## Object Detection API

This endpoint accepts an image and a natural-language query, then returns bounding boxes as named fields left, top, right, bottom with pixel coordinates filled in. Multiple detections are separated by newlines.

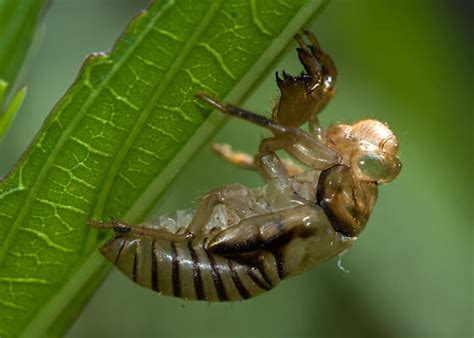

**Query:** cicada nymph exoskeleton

left=89, top=31, right=401, bottom=302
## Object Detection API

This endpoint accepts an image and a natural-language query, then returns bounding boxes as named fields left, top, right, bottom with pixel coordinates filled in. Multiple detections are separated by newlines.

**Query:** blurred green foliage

left=0, top=0, right=471, bottom=337
left=0, top=81, right=26, bottom=143
left=0, top=0, right=49, bottom=86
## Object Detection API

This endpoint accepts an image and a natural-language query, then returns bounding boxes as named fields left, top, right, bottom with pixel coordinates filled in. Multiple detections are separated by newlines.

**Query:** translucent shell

left=326, top=119, right=401, bottom=183
left=90, top=31, right=401, bottom=302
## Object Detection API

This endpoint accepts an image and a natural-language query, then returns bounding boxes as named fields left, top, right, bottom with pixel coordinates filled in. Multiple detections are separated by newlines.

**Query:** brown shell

left=317, top=165, right=378, bottom=237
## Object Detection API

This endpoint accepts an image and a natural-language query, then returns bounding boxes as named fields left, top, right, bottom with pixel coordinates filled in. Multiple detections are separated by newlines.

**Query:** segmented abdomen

left=100, top=235, right=277, bottom=301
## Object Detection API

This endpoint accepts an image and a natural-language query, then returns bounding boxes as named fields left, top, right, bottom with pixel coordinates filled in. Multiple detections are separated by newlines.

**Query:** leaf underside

left=0, top=0, right=326, bottom=337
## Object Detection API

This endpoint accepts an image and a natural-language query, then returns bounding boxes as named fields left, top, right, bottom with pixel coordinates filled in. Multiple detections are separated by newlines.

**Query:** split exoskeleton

left=89, top=31, right=401, bottom=301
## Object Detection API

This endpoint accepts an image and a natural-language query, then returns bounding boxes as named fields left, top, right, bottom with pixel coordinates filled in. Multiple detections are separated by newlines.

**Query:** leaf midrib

left=0, top=1, right=174, bottom=266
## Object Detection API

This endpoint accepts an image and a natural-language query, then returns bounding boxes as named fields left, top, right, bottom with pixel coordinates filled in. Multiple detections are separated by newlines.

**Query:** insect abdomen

left=100, top=236, right=275, bottom=301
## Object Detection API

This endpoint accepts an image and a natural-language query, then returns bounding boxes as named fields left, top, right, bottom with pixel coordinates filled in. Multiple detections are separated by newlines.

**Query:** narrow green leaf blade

left=0, top=0, right=49, bottom=85
left=0, top=79, right=6, bottom=105
left=0, top=0, right=326, bottom=337
left=0, top=84, right=27, bottom=141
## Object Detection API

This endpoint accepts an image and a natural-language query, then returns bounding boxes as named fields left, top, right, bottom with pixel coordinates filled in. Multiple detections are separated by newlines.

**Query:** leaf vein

left=198, top=42, right=236, bottom=80
left=90, top=1, right=224, bottom=229
left=250, top=0, right=273, bottom=36
left=69, top=136, right=112, bottom=158
left=36, top=197, right=88, bottom=217
left=0, top=277, right=50, bottom=285
left=21, top=228, right=74, bottom=253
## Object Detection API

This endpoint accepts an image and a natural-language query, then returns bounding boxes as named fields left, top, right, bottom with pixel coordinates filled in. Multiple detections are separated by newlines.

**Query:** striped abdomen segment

left=100, top=236, right=278, bottom=301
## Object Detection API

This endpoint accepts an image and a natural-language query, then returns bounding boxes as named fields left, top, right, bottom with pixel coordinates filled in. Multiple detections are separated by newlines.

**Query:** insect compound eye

left=357, top=153, right=385, bottom=181
left=352, top=151, right=401, bottom=184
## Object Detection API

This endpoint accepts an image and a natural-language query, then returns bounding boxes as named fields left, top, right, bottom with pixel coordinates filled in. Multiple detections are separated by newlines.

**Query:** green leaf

left=0, top=81, right=27, bottom=142
left=0, top=0, right=327, bottom=337
left=0, top=0, right=49, bottom=86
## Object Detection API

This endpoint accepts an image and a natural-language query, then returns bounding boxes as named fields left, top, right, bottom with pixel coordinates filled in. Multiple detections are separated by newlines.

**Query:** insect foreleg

left=308, top=115, right=324, bottom=138
left=294, top=34, right=323, bottom=91
left=258, top=134, right=294, bottom=154
left=302, top=30, right=337, bottom=87
left=207, top=205, right=321, bottom=255
left=258, top=132, right=339, bottom=172
left=256, top=133, right=307, bottom=181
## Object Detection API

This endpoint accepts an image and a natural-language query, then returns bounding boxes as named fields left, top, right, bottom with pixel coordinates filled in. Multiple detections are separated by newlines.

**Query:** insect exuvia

left=89, top=31, right=401, bottom=301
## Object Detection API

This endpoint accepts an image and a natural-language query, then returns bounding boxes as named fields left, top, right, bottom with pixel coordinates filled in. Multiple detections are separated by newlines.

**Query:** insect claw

left=293, top=33, right=306, bottom=49
left=296, top=48, right=324, bottom=92
left=275, top=72, right=283, bottom=85
left=282, top=71, right=292, bottom=81
left=303, top=30, right=321, bottom=50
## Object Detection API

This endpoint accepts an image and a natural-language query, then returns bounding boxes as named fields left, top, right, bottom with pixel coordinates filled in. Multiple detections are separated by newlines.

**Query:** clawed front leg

left=256, top=134, right=296, bottom=181
left=295, top=31, right=337, bottom=92
left=294, top=33, right=323, bottom=91
left=258, top=132, right=338, bottom=172
left=302, top=30, right=337, bottom=88
left=196, top=93, right=297, bottom=182
left=197, top=93, right=339, bottom=173
left=273, top=32, right=338, bottom=129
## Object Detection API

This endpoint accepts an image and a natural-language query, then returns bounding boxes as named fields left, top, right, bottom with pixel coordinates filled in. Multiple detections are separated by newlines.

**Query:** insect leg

left=212, top=143, right=255, bottom=170
left=303, top=30, right=337, bottom=85
left=255, top=133, right=300, bottom=181
left=308, top=115, right=324, bottom=139
left=196, top=94, right=336, bottom=173
left=197, top=93, right=305, bottom=180
left=256, top=126, right=339, bottom=171
left=294, top=34, right=323, bottom=91
left=259, top=133, right=295, bottom=154
left=207, top=205, right=323, bottom=255
left=212, top=143, right=304, bottom=176
left=302, top=30, right=321, bottom=49
left=198, top=93, right=338, bottom=171
left=186, top=184, right=255, bottom=236
left=88, top=219, right=192, bottom=242
left=196, top=94, right=290, bottom=134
